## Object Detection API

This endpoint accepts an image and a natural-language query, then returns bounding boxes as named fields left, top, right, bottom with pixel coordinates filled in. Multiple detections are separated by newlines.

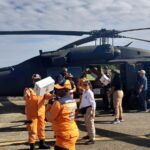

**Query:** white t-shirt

left=79, top=89, right=96, bottom=110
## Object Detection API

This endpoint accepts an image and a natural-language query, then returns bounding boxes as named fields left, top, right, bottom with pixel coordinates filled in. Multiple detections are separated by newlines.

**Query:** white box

left=34, top=76, right=55, bottom=96
left=100, top=74, right=111, bottom=86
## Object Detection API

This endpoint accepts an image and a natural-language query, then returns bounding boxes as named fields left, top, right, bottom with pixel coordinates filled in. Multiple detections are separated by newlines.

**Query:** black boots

left=54, top=145, right=69, bottom=150
left=39, top=140, right=50, bottom=149
left=30, top=143, right=35, bottom=150
left=29, top=140, right=50, bottom=150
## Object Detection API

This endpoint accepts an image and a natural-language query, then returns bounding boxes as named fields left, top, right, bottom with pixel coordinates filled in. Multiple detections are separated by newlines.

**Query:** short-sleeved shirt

left=79, top=89, right=96, bottom=110
left=138, top=76, right=148, bottom=91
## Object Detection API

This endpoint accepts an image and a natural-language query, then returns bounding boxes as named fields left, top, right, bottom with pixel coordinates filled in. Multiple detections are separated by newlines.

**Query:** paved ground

left=0, top=97, right=150, bottom=150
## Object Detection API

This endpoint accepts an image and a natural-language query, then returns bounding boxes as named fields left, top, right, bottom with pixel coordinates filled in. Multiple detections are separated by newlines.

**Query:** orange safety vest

left=47, top=96, right=78, bottom=137
left=24, top=88, right=49, bottom=119
left=64, top=79, right=72, bottom=90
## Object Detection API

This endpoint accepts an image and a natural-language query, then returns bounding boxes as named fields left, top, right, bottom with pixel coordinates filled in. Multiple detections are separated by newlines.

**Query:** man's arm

left=23, top=88, right=31, bottom=115
left=138, top=78, right=144, bottom=93
left=46, top=101, right=61, bottom=123
left=24, top=88, right=31, bottom=100
left=88, top=92, right=96, bottom=118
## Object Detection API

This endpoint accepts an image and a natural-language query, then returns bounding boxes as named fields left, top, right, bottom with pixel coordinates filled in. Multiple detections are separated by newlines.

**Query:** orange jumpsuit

left=24, top=88, right=52, bottom=143
left=46, top=95, right=79, bottom=150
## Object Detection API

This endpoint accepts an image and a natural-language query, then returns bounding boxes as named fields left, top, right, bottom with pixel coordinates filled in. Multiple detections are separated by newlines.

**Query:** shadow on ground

left=77, top=120, right=150, bottom=148
left=0, top=97, right=24, bottom=114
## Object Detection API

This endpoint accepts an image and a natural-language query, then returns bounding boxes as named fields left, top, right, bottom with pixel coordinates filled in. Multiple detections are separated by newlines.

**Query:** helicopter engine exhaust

left=66, top=44, right=118, bottom=65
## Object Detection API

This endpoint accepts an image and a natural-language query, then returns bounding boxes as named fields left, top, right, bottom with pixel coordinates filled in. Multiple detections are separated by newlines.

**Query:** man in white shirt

left=79, top=81, right=96, bottom=144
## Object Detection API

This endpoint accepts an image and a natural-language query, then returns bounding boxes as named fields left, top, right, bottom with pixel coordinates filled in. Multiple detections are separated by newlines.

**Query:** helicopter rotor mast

left=57, top=28, right=150, bottom=50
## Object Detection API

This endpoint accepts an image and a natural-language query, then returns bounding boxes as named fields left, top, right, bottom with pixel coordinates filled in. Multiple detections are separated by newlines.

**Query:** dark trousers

left=102, top=94, right=109, bottom=111
left=102, top=93, right=113, bottom=111
left=138, top=91, right=147, bottom=111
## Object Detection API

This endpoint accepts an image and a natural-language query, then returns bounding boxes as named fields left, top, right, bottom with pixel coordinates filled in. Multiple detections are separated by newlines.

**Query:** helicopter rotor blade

left=0, top=28, right=150, bottom=37
left=119, top=27, right=150, bottom=33
left=1, top=28, right=150, bottom=50
left=117, top=35, right=150, bottom=43
left=57, top=36, right=96, bottom=50
left=58, top=33, right=150, bottom=50
left=0, top=30, right=90, bottom=36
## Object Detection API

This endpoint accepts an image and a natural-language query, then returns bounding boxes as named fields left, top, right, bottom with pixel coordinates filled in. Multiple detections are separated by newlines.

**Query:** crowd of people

left=24, top=67, right=149, bottom=150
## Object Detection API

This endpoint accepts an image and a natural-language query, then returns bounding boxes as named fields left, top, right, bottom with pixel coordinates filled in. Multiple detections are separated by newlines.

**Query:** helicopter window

left=137, top=51, right=141, bottom=55
left=67, top=67, right=82, bottom=78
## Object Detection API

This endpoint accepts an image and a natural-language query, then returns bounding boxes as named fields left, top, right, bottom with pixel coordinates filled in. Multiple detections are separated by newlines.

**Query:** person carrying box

left=24, top=74, right=53, bottom=150
left=46, top=80, right=79, bottom=150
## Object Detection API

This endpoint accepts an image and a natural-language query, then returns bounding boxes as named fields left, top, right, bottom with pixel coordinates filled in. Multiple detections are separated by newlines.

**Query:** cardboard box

left=34, top=76, right=55, bottom=96
left=100, top=74, right=111, bottom=86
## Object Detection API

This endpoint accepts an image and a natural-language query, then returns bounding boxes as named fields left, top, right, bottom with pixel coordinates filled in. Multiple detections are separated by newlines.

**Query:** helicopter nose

left=0, top=67, right=14, bottom=76
left=0, top=67, right=15, bottom=96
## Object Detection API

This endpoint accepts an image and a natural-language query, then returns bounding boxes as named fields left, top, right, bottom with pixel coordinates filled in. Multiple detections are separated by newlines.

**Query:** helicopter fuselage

left=0, top=44, right=150, bottom=96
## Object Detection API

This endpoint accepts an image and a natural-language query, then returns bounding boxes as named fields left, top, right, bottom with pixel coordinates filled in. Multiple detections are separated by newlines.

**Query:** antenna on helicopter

left=39, top=50, right=43, bottom=55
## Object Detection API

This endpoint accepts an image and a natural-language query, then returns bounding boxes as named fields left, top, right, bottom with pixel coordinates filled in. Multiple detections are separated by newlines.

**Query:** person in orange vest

left=46, top=81, right=79, bottom=150
left=57, top=73, right=73, bottom=98
left=66, top=73, right=76, bottom=98
left=57, top=67, right=69, bottom=85
left=24, top=74, right=53, bottom=150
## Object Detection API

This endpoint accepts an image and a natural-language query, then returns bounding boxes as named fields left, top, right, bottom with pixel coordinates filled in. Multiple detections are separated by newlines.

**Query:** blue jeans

left=138, top=91, right=147, bottom=111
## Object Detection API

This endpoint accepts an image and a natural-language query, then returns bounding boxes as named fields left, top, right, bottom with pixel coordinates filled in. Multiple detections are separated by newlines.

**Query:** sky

left=0, top=0, right=150, bottom=67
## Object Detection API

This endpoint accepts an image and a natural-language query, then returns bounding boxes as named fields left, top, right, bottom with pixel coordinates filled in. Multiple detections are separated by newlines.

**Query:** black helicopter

left=0, top=28, right=150, bottom=96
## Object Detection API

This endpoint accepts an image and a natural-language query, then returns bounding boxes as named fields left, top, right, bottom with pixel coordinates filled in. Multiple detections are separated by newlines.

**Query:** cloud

left=0, top=0, right=150, bottom=67
left=0, top=0, right=149, bottom=30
